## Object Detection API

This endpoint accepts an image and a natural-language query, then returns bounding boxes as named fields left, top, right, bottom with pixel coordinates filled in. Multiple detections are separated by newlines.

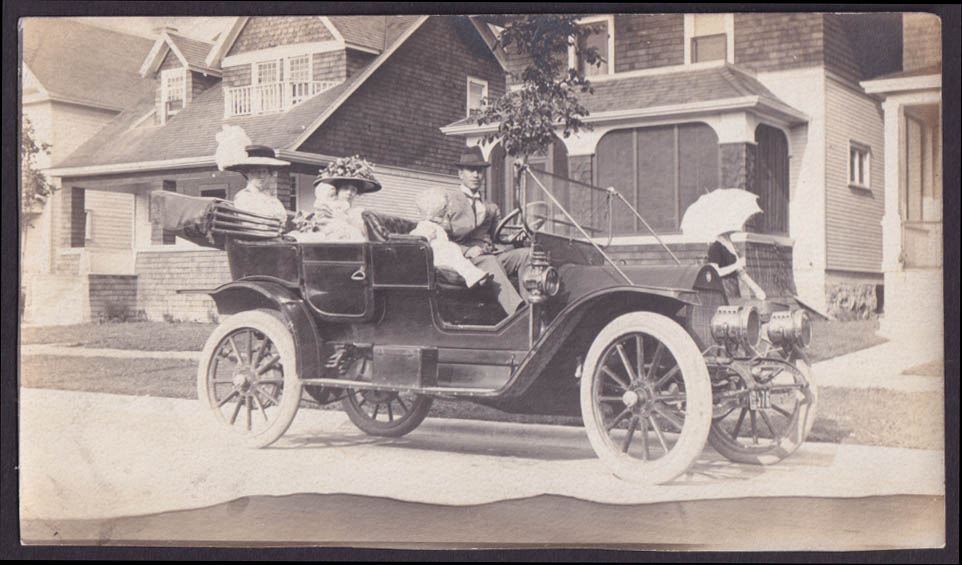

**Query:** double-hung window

left=849, top=142, right=871, bottom=189
left=286, top=55, right=313, bottom=105
left=253, top=60, right=281, bottom=113
left=685, top=13, right=734, bottom=64
left=160, top=68, right=185, bottom=122
left=569, top=15, right=613, bottom=77
left=466, top=76, right=488, bottom=116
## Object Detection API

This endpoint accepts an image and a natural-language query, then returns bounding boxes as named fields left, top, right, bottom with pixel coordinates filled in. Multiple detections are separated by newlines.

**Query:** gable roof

left=140, top=29, right=219, bottom=77
left=326, top=15, right=387, bottom=51
left=442, top=63, right=807, bottom=133
left=51, top=16, right=433, bottom=175
left=21, top=18, right=155, bottom=112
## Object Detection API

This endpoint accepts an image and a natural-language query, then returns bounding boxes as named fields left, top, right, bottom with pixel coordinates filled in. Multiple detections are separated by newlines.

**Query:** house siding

left=223, top=64, right=251, bottom=88
left=136, top=249, right=230, bottom=322
left=88, top=275, right=138, bottom=320
left=733, top=13, right=824, bottom=73
left=312, top=50, right=348, bottom=82
left=228, top=16, right=335, bottom=56
left=614, top=14, right=684, bottom=72
left=346, top=49, right=377, bottom=78
left=84, top=190, right=134, bottom=251
left=189, top=71, right=219, bottom=102
left=298, top=16, right=506, bottom=175
left=823, top=75, right=884, bottom=273
left=821, top=14, right=862, bottom=84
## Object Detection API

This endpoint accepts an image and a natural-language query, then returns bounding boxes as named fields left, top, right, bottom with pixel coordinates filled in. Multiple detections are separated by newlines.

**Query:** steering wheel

left=494, top=201, right=548, bottom=245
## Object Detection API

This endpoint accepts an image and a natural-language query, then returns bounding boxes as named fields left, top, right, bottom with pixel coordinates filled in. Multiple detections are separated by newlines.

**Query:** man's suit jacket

left=445, top=188, right=502, bottom=254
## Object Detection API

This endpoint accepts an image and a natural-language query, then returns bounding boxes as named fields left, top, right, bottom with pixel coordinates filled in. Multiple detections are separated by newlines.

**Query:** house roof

left=52, top=78, right=357, bottom=170
left=21, top=18, right=155, bottom=112
left=327, top=15, right=387, bottom=51
left=167, top=31, right=215, bottom=68
left=442, top=63, right=806, bottom=131
left=141, top=29, right=219, bottom=77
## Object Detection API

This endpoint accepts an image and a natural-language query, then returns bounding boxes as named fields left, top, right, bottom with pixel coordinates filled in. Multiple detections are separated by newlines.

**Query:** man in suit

left=445, top=146, right=529, bottom=315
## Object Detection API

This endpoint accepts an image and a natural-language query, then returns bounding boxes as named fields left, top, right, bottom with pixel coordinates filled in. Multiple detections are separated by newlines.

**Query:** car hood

left=556, top=262, right=709, bottom=304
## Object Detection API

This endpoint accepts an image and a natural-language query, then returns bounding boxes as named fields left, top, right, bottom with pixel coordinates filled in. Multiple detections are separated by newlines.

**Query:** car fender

left=505, top=286, right=693, bottom=399
left=206, top=280, right=326, bottom=380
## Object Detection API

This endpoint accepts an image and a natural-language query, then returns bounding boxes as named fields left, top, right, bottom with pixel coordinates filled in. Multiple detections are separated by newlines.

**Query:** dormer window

left=685, top=13, right=734, bottom=64
left=161, top=68, right=186, bottom=123
left=225, top=53, right=335, bottom=117
left=569, top=15, right=614, bottom=77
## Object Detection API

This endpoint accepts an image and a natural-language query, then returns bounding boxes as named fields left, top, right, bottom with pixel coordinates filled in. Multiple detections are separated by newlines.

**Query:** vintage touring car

left=161, top=165, right=816, bottom=485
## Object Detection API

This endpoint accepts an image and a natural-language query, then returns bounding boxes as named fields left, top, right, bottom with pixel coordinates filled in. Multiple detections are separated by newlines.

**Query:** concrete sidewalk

left=812, top=340, right=944, bottom=392
left=21, top=339, right=946, bottom=392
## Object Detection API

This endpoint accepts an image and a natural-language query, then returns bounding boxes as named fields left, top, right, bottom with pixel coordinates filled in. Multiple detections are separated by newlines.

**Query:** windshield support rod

left=608, top=189, right=682, bottom=265
left=523, top=167, right=634, bottom=285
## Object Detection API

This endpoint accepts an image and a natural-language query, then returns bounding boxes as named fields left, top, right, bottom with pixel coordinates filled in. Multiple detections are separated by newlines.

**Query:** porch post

left=880, top=98, right=904, bottom=274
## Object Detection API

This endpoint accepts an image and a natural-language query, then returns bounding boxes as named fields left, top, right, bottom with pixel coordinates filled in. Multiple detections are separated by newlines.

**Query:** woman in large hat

left=225, top=144, right=292, bottom=224
left=290, top=155, right=381, bottom=242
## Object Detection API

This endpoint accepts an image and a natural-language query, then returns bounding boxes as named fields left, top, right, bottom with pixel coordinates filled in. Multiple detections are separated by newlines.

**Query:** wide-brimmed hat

left=455, top=145, right=490, bottom=169
left=313, top=155, right=381, bottom=194
left=224, top=145, right=290, bottom=172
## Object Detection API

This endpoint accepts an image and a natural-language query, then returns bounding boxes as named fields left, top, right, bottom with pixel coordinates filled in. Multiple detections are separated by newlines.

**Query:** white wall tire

left=580, top=312, right=712, bottom=484
left=197, top=309, right=303, bottom=448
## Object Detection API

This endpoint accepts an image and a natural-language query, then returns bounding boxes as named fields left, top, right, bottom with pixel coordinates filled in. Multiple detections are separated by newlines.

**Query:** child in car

left=411, top=187, right=492, bottom=288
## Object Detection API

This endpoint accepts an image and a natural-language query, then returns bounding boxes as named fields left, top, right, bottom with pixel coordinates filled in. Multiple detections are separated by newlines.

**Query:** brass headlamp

left=710, top=304, right=761, bottom=352
left=767, top=309, right=812, bottom=349
left=521, top=245, right=559, bottom=304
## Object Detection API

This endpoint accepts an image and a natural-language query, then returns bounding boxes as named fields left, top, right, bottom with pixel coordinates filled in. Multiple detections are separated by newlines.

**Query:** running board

left=298, top=377, right=499, bottom=397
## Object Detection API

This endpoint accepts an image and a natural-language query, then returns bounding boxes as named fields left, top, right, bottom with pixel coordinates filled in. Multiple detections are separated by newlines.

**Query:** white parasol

left=680, top=188, right=762, bottom=240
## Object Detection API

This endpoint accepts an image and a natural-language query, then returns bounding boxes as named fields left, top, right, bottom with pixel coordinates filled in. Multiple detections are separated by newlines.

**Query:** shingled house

left=444, top=13, right=910, bottom=318
left=21, top=18, right=154, bottom=324
left=44, top=15, right=505, bottom=323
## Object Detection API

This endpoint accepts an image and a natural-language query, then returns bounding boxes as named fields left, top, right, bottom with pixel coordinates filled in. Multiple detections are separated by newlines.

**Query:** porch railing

left=224, top=80, right=340, bottom=117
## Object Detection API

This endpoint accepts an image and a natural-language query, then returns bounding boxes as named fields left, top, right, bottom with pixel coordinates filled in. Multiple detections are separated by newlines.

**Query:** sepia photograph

left=9, top=3, right=957, bottom=556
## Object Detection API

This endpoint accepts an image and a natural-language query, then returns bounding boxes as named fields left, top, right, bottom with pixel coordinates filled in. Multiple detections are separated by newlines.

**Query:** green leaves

left=21, top=117, right=57, bottom=221
left=476, top=15, right=603, bottom=158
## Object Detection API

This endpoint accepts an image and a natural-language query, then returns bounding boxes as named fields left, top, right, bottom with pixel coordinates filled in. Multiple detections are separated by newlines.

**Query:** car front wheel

left=580, top=312, right=712, bottom=484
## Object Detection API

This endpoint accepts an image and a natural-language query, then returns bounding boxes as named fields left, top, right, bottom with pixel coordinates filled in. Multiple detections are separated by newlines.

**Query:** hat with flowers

left=313, top=155, right=381, bottom=193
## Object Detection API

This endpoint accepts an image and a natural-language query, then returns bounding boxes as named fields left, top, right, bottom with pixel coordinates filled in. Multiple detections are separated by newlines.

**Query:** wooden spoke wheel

left=580, top=312, right=712, bottom=485
left=341, top=388, right=433, bottom=438
left=708, top=350, right=817, bottom=465
left=197, top=309, right=302, bottom=448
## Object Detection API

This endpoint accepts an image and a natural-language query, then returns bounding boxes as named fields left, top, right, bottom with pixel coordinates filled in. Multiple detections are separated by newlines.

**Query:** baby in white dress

left=411, top=187, right=492, bottom=288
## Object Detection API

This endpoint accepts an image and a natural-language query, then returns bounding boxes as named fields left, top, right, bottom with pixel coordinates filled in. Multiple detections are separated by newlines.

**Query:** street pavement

left=19, top=387, right=945, bottom=523
left=17, top=338, right=947, bottom=547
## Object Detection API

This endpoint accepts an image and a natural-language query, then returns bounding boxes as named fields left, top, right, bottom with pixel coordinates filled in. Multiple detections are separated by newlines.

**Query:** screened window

left=596, top=123, right=719, bottom=234
left=70, top=187, right=86, bottom=248
left=750, top=125, right=790, bottom=234
left=161, top=180, right=178, bottom=245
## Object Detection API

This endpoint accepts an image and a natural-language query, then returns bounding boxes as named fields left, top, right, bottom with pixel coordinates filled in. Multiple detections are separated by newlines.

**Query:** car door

left=300, top=243, right=374, bottom=320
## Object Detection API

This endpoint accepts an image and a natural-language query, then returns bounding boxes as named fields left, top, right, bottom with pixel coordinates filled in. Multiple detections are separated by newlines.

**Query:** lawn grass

left=808, top=319, right=887, bottom=363
left=21, top=318, right=888, bottom=362
left=19, top=354, right=944, bottom=450
left=20, top=322, right=216, bottom=351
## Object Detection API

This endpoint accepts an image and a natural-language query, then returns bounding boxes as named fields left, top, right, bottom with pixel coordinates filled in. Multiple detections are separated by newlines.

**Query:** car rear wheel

left=197, top=309, right=303, bottom=448
left=580, top=312, right=712, bottom=484
left=708, top=350, right=817, bottom=465
left=341, top=388, right=433, bottom=437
